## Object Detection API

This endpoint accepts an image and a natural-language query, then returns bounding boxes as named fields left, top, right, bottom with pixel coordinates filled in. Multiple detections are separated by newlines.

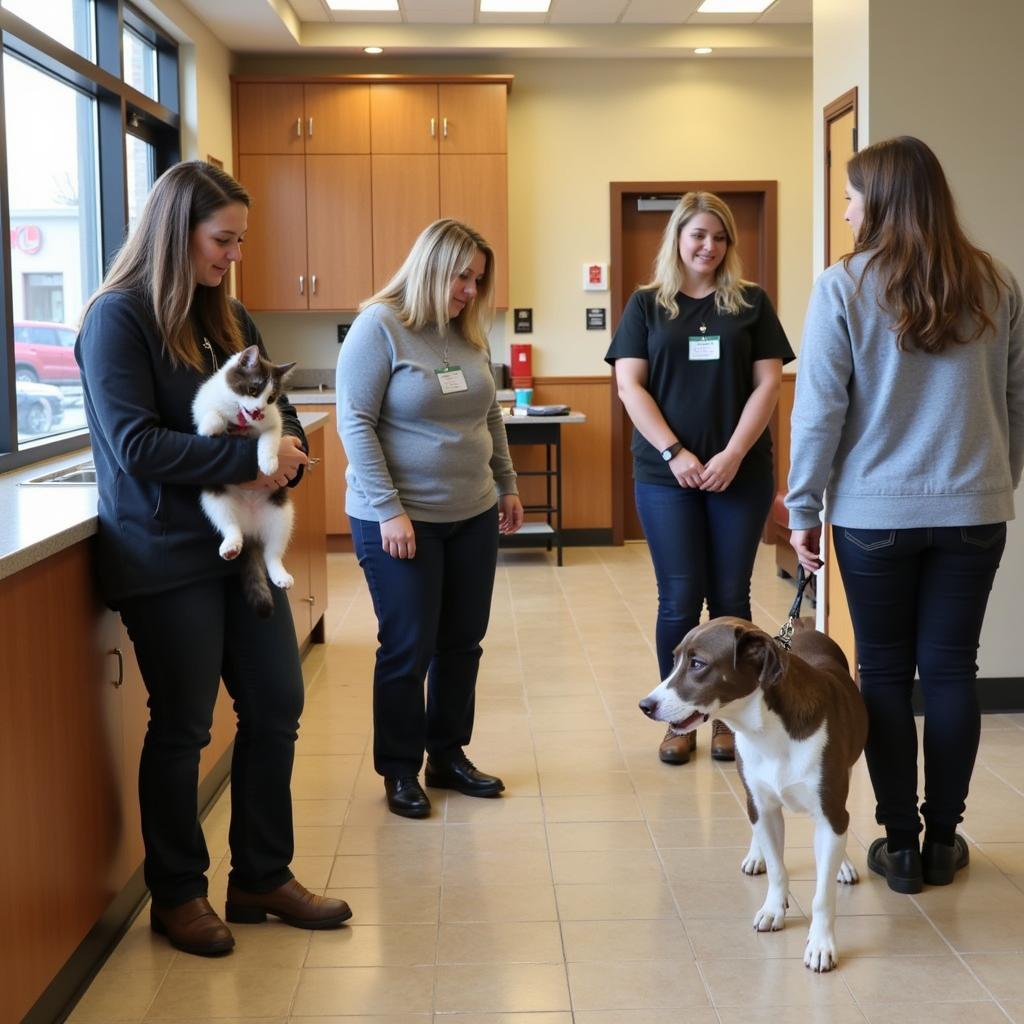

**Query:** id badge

left=435, top=366, right=468, bottom=394
left=688, top=335, right=721, bottom=361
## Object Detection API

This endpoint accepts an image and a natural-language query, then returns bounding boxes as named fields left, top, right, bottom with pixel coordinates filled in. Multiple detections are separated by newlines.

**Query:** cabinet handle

left=308, top=457, right=322, bottom=468
left=442, top=116, right=448, bottom=139
left=299, top=274, right=305, bottom=295
left=307, top=116, right=313, bottom=137
left=304, top=596, right=316, bottom=604
left=311, top=273, right=317, bottom=295
left=430, top=117, right=436, bottom=138
left=295, top=116, right=302, bottom=137
left=110, top=647, right=124, bottom=689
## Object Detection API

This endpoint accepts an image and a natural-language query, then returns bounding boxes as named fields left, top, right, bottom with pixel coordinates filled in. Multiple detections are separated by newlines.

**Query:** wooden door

left=613, top=186, right=775, bottom=541
left=306, top=155, right=373, bottom=310
left=304, top=83, right=371, bottom=155
left=370, top=83, right=439, bottom=154
left=438, top=83, right=507, bottom=154
left=237, top=155, right=309, bottom=311
left=440, top=154, right=508, bottom=309
left=828, top=107, right=857, bottom=265
left=371, top=155, right=440, bottom=289
left=236, top=83, right=305, bottom=154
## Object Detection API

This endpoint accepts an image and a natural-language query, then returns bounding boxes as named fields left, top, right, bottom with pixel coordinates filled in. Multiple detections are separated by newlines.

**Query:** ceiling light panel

left=696, top=0, right=775, bottom=12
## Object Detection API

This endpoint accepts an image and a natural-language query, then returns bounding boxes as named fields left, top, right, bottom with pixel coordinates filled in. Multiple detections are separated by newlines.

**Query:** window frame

left=0, top=0, right=180, bottom=470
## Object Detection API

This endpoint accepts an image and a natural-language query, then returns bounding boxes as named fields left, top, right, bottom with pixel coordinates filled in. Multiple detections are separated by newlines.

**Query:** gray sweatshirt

left=336, top=302, right=517, bottom=523
left=787, top=252, right=1024, bottom=530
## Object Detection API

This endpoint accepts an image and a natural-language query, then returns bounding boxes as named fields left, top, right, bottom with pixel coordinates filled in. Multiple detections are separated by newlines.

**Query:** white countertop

left=0, top=411, right=328, bottom=583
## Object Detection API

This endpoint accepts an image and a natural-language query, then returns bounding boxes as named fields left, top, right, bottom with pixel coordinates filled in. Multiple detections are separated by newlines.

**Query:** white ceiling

left=172, top=0, right=812, bottom=55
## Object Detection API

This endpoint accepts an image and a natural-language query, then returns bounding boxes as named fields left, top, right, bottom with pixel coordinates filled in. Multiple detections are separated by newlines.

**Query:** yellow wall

left=236, top=55, right=812, bottom=375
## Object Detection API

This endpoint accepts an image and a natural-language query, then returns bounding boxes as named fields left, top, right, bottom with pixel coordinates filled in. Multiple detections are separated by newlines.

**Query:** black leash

left=774, top=565, right=815, bottom=651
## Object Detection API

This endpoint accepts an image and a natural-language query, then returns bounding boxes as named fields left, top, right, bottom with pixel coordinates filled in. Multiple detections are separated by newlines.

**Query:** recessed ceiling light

left=697, top=0, right=775, bottom=12
left=480, top=1, right=552, bottom=12
left=694, top=47, right=713, bottom=55
left=325, top=1, right=398, bottom=11
left=363, top=46, right=383, bottom=54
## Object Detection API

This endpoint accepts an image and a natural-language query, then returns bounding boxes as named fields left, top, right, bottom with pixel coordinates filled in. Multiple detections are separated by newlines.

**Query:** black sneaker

left=425, top=753, right=505, bottom=797
left=867, top=837, right=923, bottom=894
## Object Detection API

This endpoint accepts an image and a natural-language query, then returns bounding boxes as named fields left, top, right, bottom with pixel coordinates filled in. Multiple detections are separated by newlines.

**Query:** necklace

left=423, top=330, right=451, bottom=370
left=695, top=293, right=715, bottom=335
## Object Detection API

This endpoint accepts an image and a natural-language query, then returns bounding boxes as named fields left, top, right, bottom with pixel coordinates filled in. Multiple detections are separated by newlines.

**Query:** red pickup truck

left=13, top=320, right=80, bottom=385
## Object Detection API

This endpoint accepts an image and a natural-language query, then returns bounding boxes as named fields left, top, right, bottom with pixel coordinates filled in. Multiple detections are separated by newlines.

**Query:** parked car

left=16, top=379, right=65, bottom=436
left=13, top=320, right=80, bottom=384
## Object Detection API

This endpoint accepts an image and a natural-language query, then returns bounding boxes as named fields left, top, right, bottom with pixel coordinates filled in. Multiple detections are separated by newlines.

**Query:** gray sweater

left=787, top=252, right=1024, bottom=530
left=336, top=303, right=517, bottom=523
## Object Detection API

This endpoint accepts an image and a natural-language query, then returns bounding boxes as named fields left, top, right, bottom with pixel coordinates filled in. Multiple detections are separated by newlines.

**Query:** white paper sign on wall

left=582, top=262, right=608, bottom=291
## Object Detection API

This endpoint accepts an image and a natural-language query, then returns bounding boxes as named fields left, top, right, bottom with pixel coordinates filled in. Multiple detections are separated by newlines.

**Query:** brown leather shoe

left=711, top=720, right=735, bottom=761
left=150, top=896, right=234, bottom=956
left=659, top=726, right=698, bottom=765
left=225, top=878, right=353, bottom=929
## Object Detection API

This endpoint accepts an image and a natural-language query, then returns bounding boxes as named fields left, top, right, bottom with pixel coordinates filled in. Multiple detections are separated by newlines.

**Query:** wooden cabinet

left=287, top=423, right=328, bottom=644
left=322, top=406, right=351, bottom=536
left=233, top=76, right=511, bottom=310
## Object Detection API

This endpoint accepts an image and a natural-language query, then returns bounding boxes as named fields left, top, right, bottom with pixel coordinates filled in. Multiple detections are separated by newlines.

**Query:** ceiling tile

left=549, top=0, right=629, bottom=23
left=757, top=0, right=812, bottom=23
left=621, top=0, right=702, bottom=25
left=688, top=11, right=760, bottom=22
left=290, top=0, right=330, bottom=19
left=477, top=12, right=551, bottom=23
left=327, top=9, right=403, bottom=21
left=402, top=0, right=475, bottom=22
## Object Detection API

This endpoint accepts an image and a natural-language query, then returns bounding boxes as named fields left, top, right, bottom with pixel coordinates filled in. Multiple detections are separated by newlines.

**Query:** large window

left=0, top=0, right=179, bottom=464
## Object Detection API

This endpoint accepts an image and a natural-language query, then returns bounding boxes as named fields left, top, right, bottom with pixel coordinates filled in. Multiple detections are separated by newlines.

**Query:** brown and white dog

left=639, top=617, right=868, bottom=972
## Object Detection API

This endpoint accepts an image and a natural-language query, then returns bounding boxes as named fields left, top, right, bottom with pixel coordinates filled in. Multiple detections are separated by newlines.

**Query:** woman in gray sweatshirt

left=337, top=219, right=523, bottom=819
left=787, top=136, right=1024, bottom=894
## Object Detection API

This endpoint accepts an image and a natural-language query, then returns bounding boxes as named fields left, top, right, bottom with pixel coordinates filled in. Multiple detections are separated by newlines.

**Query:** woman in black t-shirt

left=605, top=192, right=794, bottom=765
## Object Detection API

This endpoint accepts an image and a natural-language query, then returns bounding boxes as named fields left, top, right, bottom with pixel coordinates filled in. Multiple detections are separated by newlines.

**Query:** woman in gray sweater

left=337, top=219, right=523, bottom=819
left=787, top=136, right=1024, bottom=894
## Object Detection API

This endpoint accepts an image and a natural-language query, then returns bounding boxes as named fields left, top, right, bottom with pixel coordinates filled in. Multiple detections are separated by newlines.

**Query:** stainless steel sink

left=22, top=460, right=97, bottom=485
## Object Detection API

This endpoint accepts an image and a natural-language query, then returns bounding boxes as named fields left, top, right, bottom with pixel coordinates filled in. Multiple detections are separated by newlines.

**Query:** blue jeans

left=833, top=524, right=1006, bottom=836
left=635, top=463, right=774, bottom=678
left=351, top=505, right=499, bottom=778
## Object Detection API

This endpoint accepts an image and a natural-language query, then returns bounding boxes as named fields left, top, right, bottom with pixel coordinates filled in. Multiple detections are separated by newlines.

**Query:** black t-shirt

left=605, top=285, right=795, bottom=484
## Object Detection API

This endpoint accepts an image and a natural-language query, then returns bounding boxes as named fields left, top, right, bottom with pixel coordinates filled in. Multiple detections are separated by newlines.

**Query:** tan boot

left=659, top=726, right=697, bottom=765
left=711, top=720, right=735, bottom=761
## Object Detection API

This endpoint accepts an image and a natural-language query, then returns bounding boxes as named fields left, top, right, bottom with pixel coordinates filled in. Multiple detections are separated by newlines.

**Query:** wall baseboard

left=913, top=678, right=1024, bottom=715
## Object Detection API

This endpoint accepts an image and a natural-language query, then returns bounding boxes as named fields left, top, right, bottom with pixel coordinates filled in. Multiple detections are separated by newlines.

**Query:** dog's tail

left=241, top=542, right=274, bottom=618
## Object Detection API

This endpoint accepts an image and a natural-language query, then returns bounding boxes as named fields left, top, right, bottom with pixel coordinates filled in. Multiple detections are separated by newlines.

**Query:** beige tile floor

left=69, top=543, right=1024, bottom=1023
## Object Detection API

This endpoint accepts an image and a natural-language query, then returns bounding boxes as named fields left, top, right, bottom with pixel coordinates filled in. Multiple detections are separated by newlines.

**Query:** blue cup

left=515, top=388, right=533, bottom=407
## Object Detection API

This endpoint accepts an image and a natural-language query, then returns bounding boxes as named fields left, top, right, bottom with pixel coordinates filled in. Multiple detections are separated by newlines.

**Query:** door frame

left=608, top=180, right=779, bottom=545
left=823, top=87, right=858, bottom=270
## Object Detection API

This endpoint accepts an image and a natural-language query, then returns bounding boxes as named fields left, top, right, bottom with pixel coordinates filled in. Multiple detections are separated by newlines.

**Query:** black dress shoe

left=384, top=776, right=431, bottom=819
left=425, top=753, right=505, bottom=797
left=922, top=834, right=970, bottom=886
left=867, top=837, right=923, bottom=894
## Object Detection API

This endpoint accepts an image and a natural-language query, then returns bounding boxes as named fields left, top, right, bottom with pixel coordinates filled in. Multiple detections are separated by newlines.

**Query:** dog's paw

left=804, top=924, right=838, bottom=972
left=219, top=536, right=243, bottom=560
left=752, top=901, right=787, bottom=932
left=741, top=852, right=767, bottom=876
left=836, top=858, right=859, bottom=885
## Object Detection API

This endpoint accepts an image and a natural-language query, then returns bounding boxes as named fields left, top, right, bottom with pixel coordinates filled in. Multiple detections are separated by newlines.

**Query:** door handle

left=110, top=647, right=124, bottom=688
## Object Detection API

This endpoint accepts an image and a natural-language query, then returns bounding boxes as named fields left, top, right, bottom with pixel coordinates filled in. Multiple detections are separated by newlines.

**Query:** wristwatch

left=660, top=441, right=683, bottom=462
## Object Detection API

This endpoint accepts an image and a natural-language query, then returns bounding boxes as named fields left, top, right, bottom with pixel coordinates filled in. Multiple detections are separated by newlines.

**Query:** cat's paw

left=197, top=411, right=226, bottom=436
left=258, top=454, right=279, bottom=477
left=269, top=567, right=293, bottom=589
left=219, top=535, right=243, bottom=560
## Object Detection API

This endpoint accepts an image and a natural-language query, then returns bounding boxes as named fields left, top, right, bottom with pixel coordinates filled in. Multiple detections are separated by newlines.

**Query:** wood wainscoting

left=515, top=376, right=613, bottom=538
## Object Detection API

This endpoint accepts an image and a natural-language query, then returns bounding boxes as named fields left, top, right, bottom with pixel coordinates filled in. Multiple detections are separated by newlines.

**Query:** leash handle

left=774, top=565, right=815, bottom=650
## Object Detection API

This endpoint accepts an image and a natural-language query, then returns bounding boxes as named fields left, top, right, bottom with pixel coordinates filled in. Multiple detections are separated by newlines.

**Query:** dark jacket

left=76, top=290, right=306, bottom=607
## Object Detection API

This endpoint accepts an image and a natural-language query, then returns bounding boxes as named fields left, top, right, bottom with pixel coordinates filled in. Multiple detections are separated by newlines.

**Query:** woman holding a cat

left=337, top=218, right=524, bottom=820
left=76, top=161, right=352, bottom=957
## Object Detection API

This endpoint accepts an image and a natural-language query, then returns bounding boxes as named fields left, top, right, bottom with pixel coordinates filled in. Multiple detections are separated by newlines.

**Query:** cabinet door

left=237, top=83, right=305, bottom=154
left=441, top=155, right=509, bottom=309
left=287, top=465, right=313, bottom=645
left=438, top=83, right=507, bottom=154
left=323, top=407, right=350, bottom=536
left=306, top=155, right=373, bottom=311
left=237, top=155, right=309, bottom=311
left=372, top=155, right=440, bottom=290
left=305, top=428, right=329, bottom=632
left=304, top=84, right=371, bottom=154
left=370, top=83, right=439, bottom=154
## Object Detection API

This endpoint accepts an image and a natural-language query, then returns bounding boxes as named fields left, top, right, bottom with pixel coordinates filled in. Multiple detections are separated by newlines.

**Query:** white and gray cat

left=192, top=344, right=297, bottom=616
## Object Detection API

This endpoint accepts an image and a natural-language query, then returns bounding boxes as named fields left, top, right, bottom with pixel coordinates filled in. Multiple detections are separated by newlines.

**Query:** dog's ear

left=734, top=627, right=785, bottom=689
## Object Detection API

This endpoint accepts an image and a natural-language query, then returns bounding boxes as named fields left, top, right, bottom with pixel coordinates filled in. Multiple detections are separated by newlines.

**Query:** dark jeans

left=120, top=575, right=304, bottom=907
left=833, top=524, right=1007, bottom=836
left=351, top=505, right=499, bottom=778
left=635, top=462, right=774, bottom=678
